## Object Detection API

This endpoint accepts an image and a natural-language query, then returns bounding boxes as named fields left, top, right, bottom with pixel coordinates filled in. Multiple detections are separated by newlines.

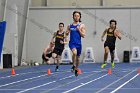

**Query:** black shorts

left=42, top=53, right=52, bottom=61
left=52, top=48, right=64, bottom=56
left=104, top=42, right=115, bottom=54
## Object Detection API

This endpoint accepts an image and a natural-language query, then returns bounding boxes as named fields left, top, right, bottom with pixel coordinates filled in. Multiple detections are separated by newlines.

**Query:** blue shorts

left=69, top=43, right=82, bottom=56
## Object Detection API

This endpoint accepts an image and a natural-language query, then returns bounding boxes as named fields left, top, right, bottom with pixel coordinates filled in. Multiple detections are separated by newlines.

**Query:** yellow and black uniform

left=42, top=52, right=52, bottom=62
left=104, top=28, right=116, bottom=54
left=53, top=31, right=65, bottom=56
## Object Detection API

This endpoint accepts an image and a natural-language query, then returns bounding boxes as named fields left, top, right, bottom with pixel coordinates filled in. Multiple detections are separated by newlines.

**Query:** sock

left=71, top=65, right=74, bottom=69
left=56, top=66, right=59, bottom=69
left=104, top=61, right=107, bottom=64
left=111, top=61, right=114, bottom=63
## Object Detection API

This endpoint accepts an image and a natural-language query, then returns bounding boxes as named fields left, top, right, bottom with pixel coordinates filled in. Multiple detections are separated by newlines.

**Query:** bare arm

left=66, top=25, right=70, bottom=36
left=43, top=47, right=49, bottom=59
left=101, top=28, right=108, bottom=41
left=43, top=48, right=47, bottom=54
left=64, top=32, right=69, bottom=44
left=60, top=32, right=69, bottom=45
left=77, top=24, right=86, bottom=38
left=114, top=29, right=122, bottom=40
left=59, top=25, right=70, bottom=45
left=51, top=32, right=57, bottom=43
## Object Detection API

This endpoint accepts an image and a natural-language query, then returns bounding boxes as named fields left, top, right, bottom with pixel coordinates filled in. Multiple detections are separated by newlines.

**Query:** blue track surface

left=0, top=63, right=140, bottom=93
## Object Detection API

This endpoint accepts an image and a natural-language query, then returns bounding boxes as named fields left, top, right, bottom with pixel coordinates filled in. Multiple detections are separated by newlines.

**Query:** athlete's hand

left=50, top=41, right=55, bottom=45
left=77, top=26, right=81, bottom=32
left=44, top=55, right=49, bottom=60
left=66, top=30, right=70, bottom=36
left=60, top=40, right=64, bottom=44
left=101, top=38, right=104, bottom=42
left=47, top=60, right=51, bottom=64
left=66, top=25, right=70, bottom=36
left=114, top=31, right=121, bottom=40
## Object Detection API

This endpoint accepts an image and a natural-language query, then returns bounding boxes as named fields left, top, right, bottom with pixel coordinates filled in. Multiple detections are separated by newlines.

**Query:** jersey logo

left=70, top=27, right=77, bottom=31
left=56, top=35, right=64, bottom=39
left=107, top=33, right=114, bottom=36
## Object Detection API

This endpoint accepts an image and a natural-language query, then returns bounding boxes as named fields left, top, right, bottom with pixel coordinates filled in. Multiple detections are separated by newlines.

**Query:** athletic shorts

left=52, top=48, right=64, bottom=56
left=104, top=42, right=115, bottom=54
left=69, top=43, right=82, bottom=56
left=42, top=53, right=52, bottom=61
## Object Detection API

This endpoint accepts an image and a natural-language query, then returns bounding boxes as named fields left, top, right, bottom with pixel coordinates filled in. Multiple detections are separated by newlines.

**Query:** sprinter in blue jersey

left=66, top=11, right=86, bottom=76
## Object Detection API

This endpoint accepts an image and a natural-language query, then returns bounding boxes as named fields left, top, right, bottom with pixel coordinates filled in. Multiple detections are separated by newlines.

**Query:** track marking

left=0, top=70, right=68, bottom=79
left=0, top=68, right=131, bottom=79
left=40, top=70, right=105, bottom=93
left=95, top=69, right=137, bottom=93
left=0, top=71, right=68, bottom=88
left=110, top=73, right=139, bottom=93
left=62, top=74, right=108, bottom=93
left=0, top=74, right=46, bottom=88
left=0, top=69, right=104, bottom=88
left=0, top=88, right=140, bottom=91
left=16, top=75, right=74, bottom=93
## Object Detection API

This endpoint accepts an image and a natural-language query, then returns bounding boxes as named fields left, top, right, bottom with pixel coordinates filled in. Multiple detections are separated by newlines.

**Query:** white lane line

left=17, top=81, right=56, bottom=93
left=0, top=69, right=103, bottom=88
left=110, top=73, right=139, bottom=93
left=15, top=70, right=104, bottom=93
left=5, top=71, right=72, bottom=89
left=95, top=69, right=136, bottom=93
left=17, top=70, right=104, bottom=93
left=0, top=71, right=46, bottom=79
left=16, top=75, right=74, bottom=93
left=40, top=70, right=105, bottom=93
left=62, top=74, right=108, bottom=93
left=0, top=74, right=46, bottom=88
left=0, top=71, right=63, bottom=88
left=5, top=70, right=99, bottom=89
left=0, top=70, right=64, bottom=79
left=0, top=68, right=130, bottom=79
left=0, top=88, right=140, bottom=91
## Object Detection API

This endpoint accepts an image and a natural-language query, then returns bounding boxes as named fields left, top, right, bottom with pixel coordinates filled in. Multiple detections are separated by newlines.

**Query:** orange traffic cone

left=47, top=69, right=51, bottom=75
left=11, top=68, right=16, bottom=75
left=78, top=69, right=82, bottom=75
left=108, top=69, right=112, bottom=75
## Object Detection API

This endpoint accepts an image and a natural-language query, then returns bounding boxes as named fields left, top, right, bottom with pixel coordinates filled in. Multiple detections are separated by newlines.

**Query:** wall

left=31, top=0, right=140, bottom=7
left=25, top=7, right=140, bottom=63
left=0, top=0, right=6, bottom=21
left=1, top=0, right=29, bottom=67
left=47, top=0, right=100, bottom=6
left=105, top=0, right=140, bottom=6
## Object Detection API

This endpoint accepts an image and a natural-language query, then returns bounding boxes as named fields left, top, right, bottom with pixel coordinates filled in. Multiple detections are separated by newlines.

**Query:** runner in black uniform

left=101, top=19, right=121, bottom=68
left=42, top=42, right=55, bottom=64
left=51, top=23, right=68, bottom=71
